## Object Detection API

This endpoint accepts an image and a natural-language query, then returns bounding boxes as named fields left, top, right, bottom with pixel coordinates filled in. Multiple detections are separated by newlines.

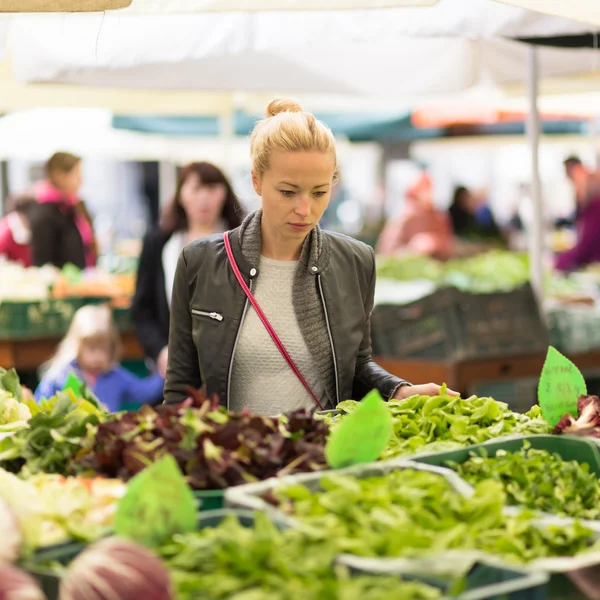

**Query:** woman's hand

left=394, top=383, right=459, bottom=400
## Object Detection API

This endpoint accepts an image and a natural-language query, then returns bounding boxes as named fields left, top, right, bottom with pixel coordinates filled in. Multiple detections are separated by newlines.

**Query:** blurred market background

left=2, top=0, right=600, bottom=410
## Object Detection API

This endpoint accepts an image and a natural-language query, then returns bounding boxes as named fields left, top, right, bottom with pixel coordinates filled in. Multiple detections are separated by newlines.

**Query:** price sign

left=114, top=455, right=197, bottom=548
left=538, top=346, right=587, bottom=427
left=325, top=390, right=393, bottom=469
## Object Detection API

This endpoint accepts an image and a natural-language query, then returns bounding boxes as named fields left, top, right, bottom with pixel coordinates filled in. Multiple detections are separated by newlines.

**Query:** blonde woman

left=35, top=305, right=164, bottom=411
left=165, top=99, right=453, bottom=413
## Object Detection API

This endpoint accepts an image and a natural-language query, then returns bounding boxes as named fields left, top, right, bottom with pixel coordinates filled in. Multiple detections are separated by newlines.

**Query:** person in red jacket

left=0, top=196, right=37, bottom=266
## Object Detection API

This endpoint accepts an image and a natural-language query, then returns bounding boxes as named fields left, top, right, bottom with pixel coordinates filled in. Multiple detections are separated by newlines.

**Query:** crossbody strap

left=223, top=231, right=324, bottom=411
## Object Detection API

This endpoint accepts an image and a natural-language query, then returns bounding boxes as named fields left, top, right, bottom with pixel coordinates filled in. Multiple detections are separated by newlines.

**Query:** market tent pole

left=526, top=44, right=545, bottom=304
left=589, top=118, right=599, bottom=169
left=219, top=112, right=235, bottom=177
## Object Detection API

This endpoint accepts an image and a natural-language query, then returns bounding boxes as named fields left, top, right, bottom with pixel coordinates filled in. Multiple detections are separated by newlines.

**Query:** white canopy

left=8, top=9, right=600, bottom=97
left=494, top=0, right=600, bottom=27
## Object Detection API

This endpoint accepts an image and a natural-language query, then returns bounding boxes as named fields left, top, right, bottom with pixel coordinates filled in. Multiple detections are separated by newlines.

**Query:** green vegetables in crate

left=446, top=442, right=600, bottom=520
left=159, top=512, right=442, bottom=600
left=375, top=251, right=530, bottom=293
left=324, top=388, right=550, bottom=459
left=376, top=255, right=444, bottom=283
left=274, top=469, right=600, bottom=565
left=0, top=368, right=34, bottom=433
left=442, top=251, right=530, bottom=293
left=0, top=389, right=104, bottom=476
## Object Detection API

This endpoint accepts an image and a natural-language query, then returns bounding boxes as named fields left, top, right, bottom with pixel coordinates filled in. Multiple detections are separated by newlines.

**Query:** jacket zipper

left=226, top=279, right=252, bottom=410
left=191, top=309, right=224, bottom=322
left=317, top=274, right=340, bottom=406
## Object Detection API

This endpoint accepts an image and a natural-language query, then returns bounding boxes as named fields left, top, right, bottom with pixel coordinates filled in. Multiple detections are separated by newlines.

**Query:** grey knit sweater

left=229, top=211, right=336, bottom=413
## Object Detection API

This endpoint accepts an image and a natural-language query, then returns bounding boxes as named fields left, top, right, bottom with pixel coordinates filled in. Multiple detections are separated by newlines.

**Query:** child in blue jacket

left=35, top=304, right=164, bottom=412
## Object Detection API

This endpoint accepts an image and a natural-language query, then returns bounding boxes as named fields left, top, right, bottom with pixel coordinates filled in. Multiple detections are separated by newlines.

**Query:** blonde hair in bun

left=265, top=98, right=303, bottom=117
left=251, top=97, right=338, bottom=181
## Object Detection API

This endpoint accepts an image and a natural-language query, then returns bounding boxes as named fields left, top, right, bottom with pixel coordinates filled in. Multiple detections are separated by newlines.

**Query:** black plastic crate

left=371, top=284, right=548, bottom=361
left=455, top=283, right=548, bottom=360
left=371, top=287, right=462, bottom=359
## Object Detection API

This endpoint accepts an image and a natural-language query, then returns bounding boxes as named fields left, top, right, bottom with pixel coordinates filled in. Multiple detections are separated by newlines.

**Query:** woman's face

left=179, top=172, right=227, bottom=228
left=253, top=150, right=335, bottom=243
left=53, top=163, right=82, bottom=196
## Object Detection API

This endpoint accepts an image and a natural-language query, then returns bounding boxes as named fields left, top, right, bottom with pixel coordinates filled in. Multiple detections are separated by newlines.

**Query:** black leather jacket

left=163, top=223, right=407, bottom=407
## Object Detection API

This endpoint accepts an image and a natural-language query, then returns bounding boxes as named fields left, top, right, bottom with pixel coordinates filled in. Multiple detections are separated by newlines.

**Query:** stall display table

left=376, top=350, right=600, bottom=396
left=0, top=330, right=144, bottom=370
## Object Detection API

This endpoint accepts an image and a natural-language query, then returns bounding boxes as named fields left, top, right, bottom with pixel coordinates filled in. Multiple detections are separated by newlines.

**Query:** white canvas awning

left=8, top=11, right=600, bottom=97
left=494, top=0, right=600, bottom=27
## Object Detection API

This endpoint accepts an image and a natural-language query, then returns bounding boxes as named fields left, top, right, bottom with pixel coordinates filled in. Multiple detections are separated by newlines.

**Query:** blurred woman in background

left=29, top=152, right=97, bottom=269
left=377, top=172, right=453, bottom=260
left=0, top=196, right=37, bottom=266
left=132, top=162, right=244, bottom=377
left=556, top=156, right=600, bottom=271
left=449, top=185, right=503, bottom=244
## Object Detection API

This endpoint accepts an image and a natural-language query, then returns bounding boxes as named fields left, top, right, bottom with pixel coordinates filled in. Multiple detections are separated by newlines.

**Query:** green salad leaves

left=324, top=390, right=550, bottom=460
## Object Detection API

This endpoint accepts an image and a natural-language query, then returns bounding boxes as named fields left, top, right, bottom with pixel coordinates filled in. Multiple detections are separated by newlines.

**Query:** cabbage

left=0, top=391, right=32, bottom=429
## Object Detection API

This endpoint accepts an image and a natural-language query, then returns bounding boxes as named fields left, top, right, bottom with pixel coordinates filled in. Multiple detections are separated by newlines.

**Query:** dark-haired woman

left=131, top=162, right=244, bottom=377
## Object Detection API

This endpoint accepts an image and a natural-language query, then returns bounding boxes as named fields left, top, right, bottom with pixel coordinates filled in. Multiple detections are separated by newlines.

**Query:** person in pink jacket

left=377, top=172, right=453, bottom=260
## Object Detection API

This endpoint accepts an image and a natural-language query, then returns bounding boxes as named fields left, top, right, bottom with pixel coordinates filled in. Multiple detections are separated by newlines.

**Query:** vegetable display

left=159, top=513, right=443, bottom=600
left=376, top=251, right=530, bottom=293
left=0, top=368, right=33, bottom=433
left=75, top=395, right=329, bottom=490
left=553, top=395, right=600, bottom=438
left=272, top=469, right=600, bottom=565
left=445, top=442, right=600, bottom=520
left=321, top=389, right=550, bottom=459
left=0, top=390, right=104, bottom=477
left=0, top=468, right=126, bottom=553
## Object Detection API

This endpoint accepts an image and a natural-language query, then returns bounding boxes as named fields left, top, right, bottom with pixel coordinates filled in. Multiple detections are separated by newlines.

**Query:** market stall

left=0, top=262, right=142, bottom=371
left=0, top=357, right=598, bottom=599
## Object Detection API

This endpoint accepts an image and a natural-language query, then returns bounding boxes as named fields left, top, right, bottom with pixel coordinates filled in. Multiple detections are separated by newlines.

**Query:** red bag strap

left=223, top=231, right=324, bottom=411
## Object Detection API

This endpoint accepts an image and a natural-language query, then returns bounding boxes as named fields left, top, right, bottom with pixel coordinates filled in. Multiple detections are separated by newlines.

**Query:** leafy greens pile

left=0, top=368, right=33, bottom=433
left=0, top=468, right=126, bottom=552
left=76, top=395, right=329, bottom=490
left=321, top=389, right=550, bottom=459
left=160, top=512, right=443, bottom=600
left=0, top=389, right=104, bottom=476
left=446, top=442, right=600, bottom=520
left=376, top=251, right=530, bottom=293
left=273, top=469, right=600, bottom=565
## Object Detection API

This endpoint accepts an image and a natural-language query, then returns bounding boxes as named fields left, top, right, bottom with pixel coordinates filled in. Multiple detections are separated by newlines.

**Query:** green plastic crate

left=21, top=541, right=87, bottom=600
left=194, top=489, right=225, bottom=511
left=0, top=297, right=113, bottom=340
left=412, top=435, right=600, bottom=599
left=412, top=434, right=600, bottom=478
left=342, top=557, right=548, bottom=600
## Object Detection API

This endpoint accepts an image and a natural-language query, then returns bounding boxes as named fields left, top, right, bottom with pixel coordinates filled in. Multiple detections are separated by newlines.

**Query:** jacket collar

left=229, top=210, right=330, bottom=278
